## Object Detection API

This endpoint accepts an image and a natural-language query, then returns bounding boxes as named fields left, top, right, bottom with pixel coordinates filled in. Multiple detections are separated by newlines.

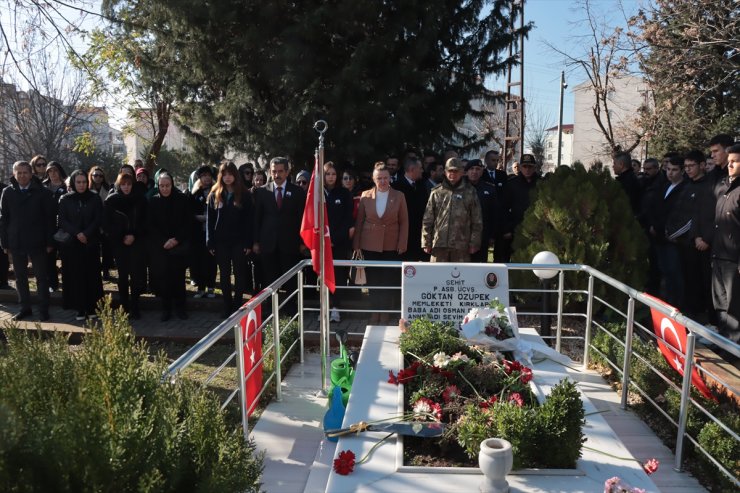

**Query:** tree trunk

left=145, top=100, right=172, bottom=173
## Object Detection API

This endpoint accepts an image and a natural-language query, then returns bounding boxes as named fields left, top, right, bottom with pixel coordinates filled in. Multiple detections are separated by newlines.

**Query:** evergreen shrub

left=0, top=299, right=263, bottom=493
left=511, top=163, right=648, bottom=307
left=399, top=317, right=471, bottom=359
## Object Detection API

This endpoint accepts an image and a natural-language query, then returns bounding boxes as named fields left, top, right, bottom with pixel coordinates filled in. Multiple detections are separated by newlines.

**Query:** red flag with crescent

left=644, top=294, right=715, bottom=400
left=299, top=155, right=336, bottom=293
left=241, top=302, right=263, bottom=416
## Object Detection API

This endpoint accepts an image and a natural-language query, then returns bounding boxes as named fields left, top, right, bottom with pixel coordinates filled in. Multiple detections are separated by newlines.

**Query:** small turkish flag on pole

left=241, top=302, right=263, bottom=416
left=300, top=153, right=336, bottom=293
left=644, top=294, right=715, bottom=401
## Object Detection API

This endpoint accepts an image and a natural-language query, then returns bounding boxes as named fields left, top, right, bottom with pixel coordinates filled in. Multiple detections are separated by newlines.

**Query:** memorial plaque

left=401, top=263, right=509, bottom=326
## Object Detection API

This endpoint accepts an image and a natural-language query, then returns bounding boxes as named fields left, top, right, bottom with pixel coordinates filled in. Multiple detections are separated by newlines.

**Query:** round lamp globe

left=532, top=251, right=560, bottom=280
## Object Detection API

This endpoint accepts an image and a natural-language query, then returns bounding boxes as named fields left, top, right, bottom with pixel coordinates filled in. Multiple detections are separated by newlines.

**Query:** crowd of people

left=0, top=137, right=738, bottom=350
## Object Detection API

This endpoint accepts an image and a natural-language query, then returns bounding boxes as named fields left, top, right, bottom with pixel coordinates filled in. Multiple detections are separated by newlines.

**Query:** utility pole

left=556, top=70, right=567, bottom=167
left=503, top=0, right=525, bottom=168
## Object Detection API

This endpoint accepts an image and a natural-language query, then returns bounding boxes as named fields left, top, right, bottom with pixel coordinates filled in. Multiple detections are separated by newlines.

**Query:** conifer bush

left=0, top=299, right=263, bottom=493
left=511, top=163, right=648, bottom=307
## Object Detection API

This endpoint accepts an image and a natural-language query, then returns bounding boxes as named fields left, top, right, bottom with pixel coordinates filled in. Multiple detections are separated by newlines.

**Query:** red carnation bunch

left=333, top=450, right=356, bottom=475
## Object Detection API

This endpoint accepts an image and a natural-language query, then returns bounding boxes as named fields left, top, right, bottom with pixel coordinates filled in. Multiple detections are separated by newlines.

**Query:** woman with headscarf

left=57, top=169, right=104, bottom=320
left=43, top=161, right=68, bottom=294
left=207, top=162, right=253, bottom=317
left=147, top=173, right=190, bottom=321
left=104, top=172, right=147, bottom=319
left=352, top=162, right=408, bottom=324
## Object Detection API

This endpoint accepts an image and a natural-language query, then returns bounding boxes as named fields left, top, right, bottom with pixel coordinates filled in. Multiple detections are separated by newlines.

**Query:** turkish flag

left=644, top=294, right=715, bottom=401
left=241, top=303, right=263, bottom=416
left=299, top=156, right=336, bottom=293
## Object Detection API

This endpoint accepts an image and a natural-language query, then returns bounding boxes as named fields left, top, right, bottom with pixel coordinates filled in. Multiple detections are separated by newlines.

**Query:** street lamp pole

left=556, top=70, right=567, bottom=167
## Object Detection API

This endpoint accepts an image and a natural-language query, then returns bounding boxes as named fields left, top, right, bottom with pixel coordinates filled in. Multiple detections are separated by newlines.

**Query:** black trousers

left=11, top=248, right=49, bottom=312
left=215, top=244, right=247, bottom=311
left=0, top=249, right=9, bottom=284
left=711, top=259, right=740, bottom=343
left=260, top=249, right=302, bottom=313
left=113, top=242, right=145, bottom=309
left=362, top=250, right=401, bottom=311
left=681, top=245, right=713, bottom=322
left=46, top=247, right=59, bottom=290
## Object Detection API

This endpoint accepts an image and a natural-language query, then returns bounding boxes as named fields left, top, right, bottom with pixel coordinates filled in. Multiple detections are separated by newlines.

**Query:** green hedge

left=0, top=299, right=263, bottom=493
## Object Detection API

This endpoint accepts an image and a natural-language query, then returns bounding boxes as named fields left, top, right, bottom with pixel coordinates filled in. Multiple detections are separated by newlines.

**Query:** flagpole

left=314, top=120, right=329, bottom=393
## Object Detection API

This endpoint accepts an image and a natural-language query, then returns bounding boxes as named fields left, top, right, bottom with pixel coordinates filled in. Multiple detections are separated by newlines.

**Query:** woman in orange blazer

left=353, top=162, right=408, bottom=323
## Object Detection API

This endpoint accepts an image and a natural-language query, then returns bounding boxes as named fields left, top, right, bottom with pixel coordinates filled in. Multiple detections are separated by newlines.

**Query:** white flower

left=450, top=352, right=469, bottom=362
left=432, top=352, right=451, bottom=368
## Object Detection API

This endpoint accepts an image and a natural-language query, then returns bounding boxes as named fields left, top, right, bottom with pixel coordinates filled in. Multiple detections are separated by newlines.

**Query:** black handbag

left=53, top=228, right=72, bottom=245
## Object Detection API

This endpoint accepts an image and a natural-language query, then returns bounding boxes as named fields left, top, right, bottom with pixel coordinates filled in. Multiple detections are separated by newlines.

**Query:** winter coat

left=422, top=178, right=482, bottom=251
left=616, top=168, right=642, bottom=216
left=687, top=175, right=716, bottom=246
left=325, top=186, right=354, bottom=248
left=57, top=189, right=104, bottom=247
left=0, top=177, right=56, bottom=251
left=147, top=190, right=191, bottom=256
left=103, top=187, right=147, bottom=246
left=712, top=177, right=740, bottom=264
left=206, top=191, right=253, bottom=249
left=505, top=173, right=540, bottom=234
left=645, top=180, right=688, bottom=244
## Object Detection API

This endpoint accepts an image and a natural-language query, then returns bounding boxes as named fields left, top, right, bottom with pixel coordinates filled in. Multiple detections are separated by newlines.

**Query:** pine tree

left=511, top=163, right=648, bottom=305
left=101, top=0, right=531, bottom=164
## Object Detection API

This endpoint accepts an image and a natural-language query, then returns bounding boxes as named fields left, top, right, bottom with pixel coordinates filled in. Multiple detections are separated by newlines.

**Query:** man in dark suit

left=481, top=149, right=508, bottom=188
left=252, top=157, right=307, bottom=301
left=465, top=159, right=500, bottom=263
left=392, top=156, right=429, bottom=261
left=0, top=161, right=55, bottom=321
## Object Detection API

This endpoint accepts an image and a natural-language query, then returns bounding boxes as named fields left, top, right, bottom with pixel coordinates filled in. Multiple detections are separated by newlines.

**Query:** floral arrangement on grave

left=458, top=298, right=569, bottom=366
left=389, top=317, right=586, bottom=470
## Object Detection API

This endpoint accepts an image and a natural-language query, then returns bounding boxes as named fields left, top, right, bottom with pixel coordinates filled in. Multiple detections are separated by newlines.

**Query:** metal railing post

left=555, top=270, right=565, bottom=353
left=298, top=269, right=305, bottom=364
left=234, top=321, right=248, bottom=440
left=674, top=332, right=696, bottom=472
left=582, top=275, right=595, bottom=370
left=272, top=292, right=282, bottom=402
left=620, top=297, right=635, bottom=409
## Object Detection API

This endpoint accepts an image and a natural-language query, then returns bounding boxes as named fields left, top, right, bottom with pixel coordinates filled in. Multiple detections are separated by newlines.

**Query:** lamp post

left=556, top=71, right=567, bottom=167
left=532, top=251, right=560, bottom=346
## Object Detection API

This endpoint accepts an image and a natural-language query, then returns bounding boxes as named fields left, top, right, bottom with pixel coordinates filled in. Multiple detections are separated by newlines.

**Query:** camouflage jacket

left=422, top=178, right=482, bottom=251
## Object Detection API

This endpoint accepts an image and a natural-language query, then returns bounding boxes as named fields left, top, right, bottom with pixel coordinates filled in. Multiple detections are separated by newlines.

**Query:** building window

left=548, top=141, right=553, bottom=148
left=547, top=154, right=552, bottom=160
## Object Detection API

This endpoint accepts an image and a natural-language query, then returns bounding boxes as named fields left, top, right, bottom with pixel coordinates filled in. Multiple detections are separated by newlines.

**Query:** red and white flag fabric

left=300, top=157, right=336, bottom=293
left=240, top=302, right=263, bottom=416
left=644, top=294, right=715, bottom=401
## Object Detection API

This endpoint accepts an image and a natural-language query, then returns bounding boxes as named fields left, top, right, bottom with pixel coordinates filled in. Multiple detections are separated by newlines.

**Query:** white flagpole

left=314, top=120, right=329, bottom=392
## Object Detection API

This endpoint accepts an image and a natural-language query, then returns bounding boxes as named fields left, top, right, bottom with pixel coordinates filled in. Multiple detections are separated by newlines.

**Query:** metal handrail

left=163, top=259, right=739, bottom=487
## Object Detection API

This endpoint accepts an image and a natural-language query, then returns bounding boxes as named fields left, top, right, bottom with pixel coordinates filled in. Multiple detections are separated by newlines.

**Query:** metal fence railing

left=164, top=259, right=739, bottom=487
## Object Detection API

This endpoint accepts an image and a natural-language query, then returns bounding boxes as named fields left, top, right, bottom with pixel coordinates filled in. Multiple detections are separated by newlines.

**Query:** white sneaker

left=330, top=307, right=341, bottom=323
left=206, top=289, right=216, bottom=299
left=193, top=290, right=205, bottom=298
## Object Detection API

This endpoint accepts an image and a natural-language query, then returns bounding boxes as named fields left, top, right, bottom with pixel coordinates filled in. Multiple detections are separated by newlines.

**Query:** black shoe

left=175, top=309, right=188, bottom=320
left=160, top=311, right=171, bottom=322
left=0, top=283, right=13, bottom=290
left=12, top=309, right=32, bottom=321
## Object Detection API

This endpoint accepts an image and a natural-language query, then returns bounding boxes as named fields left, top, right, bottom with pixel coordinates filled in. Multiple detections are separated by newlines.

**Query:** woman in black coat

left=104, top=172, right=147, bottom=319
left=44, top=161, right=68, bottom=294
left=207, top=161, right=253, bottom=317
left=324, top=162, right=354, bottom=320
left=57, top=169, right=104, bottom=320
left=147, top=173, right=190, bottom=321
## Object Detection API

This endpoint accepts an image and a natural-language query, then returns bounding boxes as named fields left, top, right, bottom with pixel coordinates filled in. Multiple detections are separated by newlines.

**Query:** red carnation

left=504, top=360, right=523, bottom=374
left=333, top=450, right=356, bottom=475
left=442, top=385, right=461, bottom=403
left=642, top=458, right=659, bottom=475
left=508, top=392, right=524, bottom=407
left=479, top=395, right=498, bottom=409
left=520, top=367, right=533, bottom=384
left=388, top=370, right=399, bottom=385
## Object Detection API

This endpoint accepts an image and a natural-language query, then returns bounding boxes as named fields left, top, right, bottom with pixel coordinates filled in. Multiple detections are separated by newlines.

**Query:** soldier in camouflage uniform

left=422, top=158, right=482, bottom=262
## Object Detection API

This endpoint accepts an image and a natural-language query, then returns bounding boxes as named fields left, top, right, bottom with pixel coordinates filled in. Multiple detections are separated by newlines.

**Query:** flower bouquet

left=459, top=299, right=570, bottom=367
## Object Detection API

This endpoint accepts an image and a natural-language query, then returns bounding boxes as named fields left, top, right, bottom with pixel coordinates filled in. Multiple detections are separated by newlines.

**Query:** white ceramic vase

left=478, top=438, right=513, bottom=493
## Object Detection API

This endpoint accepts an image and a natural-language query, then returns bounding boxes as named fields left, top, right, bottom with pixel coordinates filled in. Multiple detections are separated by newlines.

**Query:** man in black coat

left=711, top=143, right=740, bottom=345
left=392, top=156, right=429, bottom=261
left=252, top=157, right=306, bottom=293
left=502, top=154, right=540, bottom=262
left=613, top=151, right=642, bottom=217
left=0, top=161, right=55, bottom=320
left=465, top=159, right=500, bottom=263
